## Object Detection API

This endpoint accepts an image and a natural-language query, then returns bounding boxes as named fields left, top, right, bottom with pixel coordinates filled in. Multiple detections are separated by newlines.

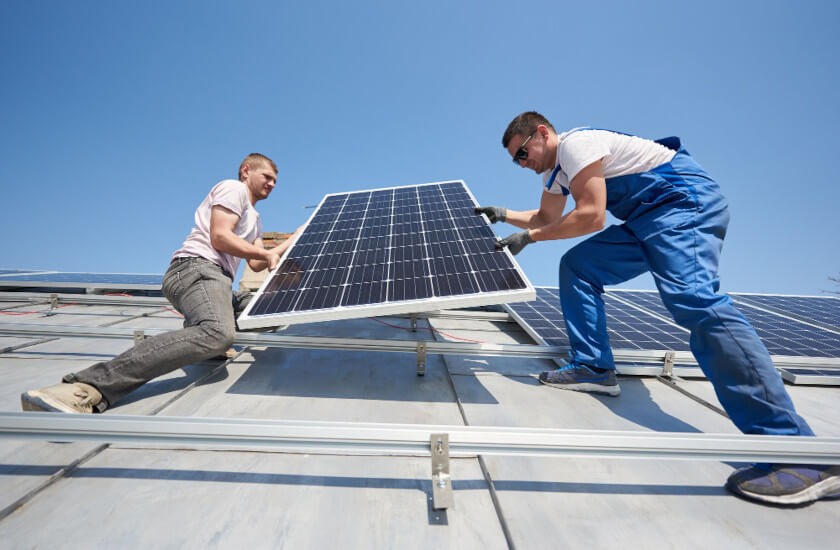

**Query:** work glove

left=496, top=230, right=534, bottom=256
left=474, top=206, right=507, bottom=224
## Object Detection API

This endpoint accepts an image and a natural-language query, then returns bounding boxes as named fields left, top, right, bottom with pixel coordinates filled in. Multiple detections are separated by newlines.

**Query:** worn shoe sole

left=727, top=476, right=840, bottom=505
left=21, top=391, right=83, bottom=413
left=538, top=378, right=621, bottom=396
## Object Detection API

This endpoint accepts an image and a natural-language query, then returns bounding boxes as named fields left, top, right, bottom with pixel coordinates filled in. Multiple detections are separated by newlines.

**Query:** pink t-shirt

left=172, top=180, right=263, bottom=278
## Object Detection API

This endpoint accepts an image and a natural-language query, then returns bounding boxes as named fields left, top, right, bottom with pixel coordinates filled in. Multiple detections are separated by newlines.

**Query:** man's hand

left=495, top=230, right=534, bottom=255
left=264, top=249, right=281, bottom=271
left=475, top=206, right=507, bottom=224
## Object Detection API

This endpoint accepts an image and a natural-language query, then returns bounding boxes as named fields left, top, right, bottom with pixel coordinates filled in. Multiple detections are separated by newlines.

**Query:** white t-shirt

left=542, top=129, right=677, bottom=195
left=172, top=180, right=263, bottom=277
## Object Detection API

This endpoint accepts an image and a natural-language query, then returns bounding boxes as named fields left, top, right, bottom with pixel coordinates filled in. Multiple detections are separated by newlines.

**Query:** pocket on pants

left=163, top=261, right=201, bottom=303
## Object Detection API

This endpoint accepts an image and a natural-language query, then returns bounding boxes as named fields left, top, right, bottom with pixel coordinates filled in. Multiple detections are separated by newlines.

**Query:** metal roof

left=1, top=290, right=838, bottom=548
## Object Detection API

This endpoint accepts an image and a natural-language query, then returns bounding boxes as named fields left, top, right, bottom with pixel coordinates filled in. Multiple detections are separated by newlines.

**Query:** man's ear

left=240, top=163, right=250, bottom=181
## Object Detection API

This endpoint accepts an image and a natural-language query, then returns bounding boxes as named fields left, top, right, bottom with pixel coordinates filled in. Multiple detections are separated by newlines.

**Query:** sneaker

left=538, top=363, right=620, bottom=396
left=726, top=463, right=840, bottom=505
left=21, top=382, right=102, bottom=414
left=212, top=347, right=237, bottom=361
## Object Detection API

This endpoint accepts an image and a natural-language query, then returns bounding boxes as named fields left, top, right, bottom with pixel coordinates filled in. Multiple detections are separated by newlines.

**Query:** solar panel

left=731, top=293, right=840, bottom=332
left=603, top=293, right=691, bottom=351
left=779, top=368, right=840, bottom=386
left=505, top=287, right=691, bottom=351
left=237, top=181, right=534, bottom=328
left=504, top=287, right=570, bottom=347
left=508, top=287, right=840, bottom=364
left=0, top=269, right=51, bottom=276
left=0, top=272, right=163, bottom=290
left=607, top=290, right=840, bottom=359
left=732, top=301, right=840, bottom=358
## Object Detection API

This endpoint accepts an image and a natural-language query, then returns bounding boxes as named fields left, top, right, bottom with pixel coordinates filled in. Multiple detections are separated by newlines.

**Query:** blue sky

left=1, top=1, right=838, bottom=295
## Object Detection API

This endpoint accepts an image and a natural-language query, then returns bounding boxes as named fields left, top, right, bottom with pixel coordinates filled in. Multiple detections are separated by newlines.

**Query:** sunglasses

left=512, top=130, right=537, bottom=164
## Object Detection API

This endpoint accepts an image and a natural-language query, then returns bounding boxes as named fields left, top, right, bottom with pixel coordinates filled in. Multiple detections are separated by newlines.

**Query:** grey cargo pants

left=65, top=257, right=252, bottom=411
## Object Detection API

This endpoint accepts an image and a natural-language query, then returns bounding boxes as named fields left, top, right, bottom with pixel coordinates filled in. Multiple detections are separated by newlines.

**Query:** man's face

left=507, top=127, right=553, bottom=174
left=243, top=162, right=277, bottom=202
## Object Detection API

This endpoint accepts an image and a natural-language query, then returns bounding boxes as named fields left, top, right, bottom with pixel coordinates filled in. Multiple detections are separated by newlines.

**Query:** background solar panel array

left=505, top=287, right=691, bottom=351
left=241, top=181, right=531, bottom=325
left=0, top=272, right=163, bottom=289
left=0, top=269, right=48, bottom=275
left=509, top=288, right=840, bottom=359
left=731, top=293, right=840, bottom=332
left=608, top=290, right=840, bottom=358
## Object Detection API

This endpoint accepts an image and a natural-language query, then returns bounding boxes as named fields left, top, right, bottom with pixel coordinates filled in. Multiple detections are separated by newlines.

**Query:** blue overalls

left=555, top=132, right=813, bottom=436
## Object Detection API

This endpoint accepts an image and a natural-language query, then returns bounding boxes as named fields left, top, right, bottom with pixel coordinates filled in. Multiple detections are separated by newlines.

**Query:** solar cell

left=237, top=181, right=534, bottom=328
left=731, top=293, right=840, bottom=332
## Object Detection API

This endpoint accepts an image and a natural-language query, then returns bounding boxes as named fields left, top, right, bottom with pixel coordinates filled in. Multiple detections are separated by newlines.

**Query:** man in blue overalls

left=479, top=111, right=839, bottom=506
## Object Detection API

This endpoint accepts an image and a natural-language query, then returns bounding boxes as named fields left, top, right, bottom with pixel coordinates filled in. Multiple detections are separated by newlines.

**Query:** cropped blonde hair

left=238, top=153, right=277, bottom=181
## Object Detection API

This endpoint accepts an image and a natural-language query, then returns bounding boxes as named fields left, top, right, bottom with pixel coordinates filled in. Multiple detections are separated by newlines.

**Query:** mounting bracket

left=416, top=341, right=427, bottom=376
left=45, top=294, right=59, bottom=316
left=663, top=351, right=676, bottom=377
left=430, top=432, right=454, bottom=510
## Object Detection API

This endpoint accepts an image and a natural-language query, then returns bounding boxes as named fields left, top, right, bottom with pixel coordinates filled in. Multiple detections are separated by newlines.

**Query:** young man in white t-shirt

left=478, top=111, right=838, bottom=505
left=22, top=153, right=299, bottom=414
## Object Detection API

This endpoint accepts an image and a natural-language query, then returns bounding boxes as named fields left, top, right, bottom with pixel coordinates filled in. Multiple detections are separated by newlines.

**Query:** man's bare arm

left=209, top=205, right=280, bottom=271
left=529, top=160, right=607, bottom=241
left=246, top=225, right=304, bottom=272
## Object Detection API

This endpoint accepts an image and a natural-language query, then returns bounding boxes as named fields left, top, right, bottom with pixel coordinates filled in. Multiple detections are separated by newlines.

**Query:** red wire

left=0, top=292, right=183, bottom=317
left=106, top=292, right=183, bottom=317
left=368, top=316, right=485, bottom=343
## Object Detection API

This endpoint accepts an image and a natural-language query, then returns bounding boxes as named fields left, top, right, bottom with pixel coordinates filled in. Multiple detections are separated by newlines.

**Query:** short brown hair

left=502, top=111, right=556, bottom=148
left=238, top=153, right=277, bottom=181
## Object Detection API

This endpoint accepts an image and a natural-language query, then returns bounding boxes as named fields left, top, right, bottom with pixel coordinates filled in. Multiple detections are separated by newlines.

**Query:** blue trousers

left=558, top=143, right=813, bottom=436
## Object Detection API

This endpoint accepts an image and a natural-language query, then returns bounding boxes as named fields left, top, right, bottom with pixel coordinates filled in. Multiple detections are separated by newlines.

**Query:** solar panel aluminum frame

left=237, top=180, right=535, bottom=329
left=780, top=368, right=840, bottom=386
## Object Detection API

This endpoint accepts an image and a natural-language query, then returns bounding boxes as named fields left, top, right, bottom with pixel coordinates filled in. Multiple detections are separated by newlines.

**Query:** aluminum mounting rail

left=2, top=322, right=839, bottom=373
left=0, top=322, right=563, bottom=361
left=5, top=412, right=840, bottom=510
left=0, top=322, right=679, bottom=369
left=3, top=412, right=839, bottom=463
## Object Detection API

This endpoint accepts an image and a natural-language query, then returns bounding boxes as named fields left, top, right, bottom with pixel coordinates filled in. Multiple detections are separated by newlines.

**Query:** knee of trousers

left=665, top=295, right=733, bottom=331
left=559, top=250, right=584, bottom=286
left=197, top=321, right=236, bottom=354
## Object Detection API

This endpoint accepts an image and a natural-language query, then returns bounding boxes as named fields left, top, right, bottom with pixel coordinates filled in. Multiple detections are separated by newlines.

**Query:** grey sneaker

left=538, top=362, right=620, bottom=396
left=726, top=463, right=840, bottom=505
left=21, top=382, right=102, bottom=413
